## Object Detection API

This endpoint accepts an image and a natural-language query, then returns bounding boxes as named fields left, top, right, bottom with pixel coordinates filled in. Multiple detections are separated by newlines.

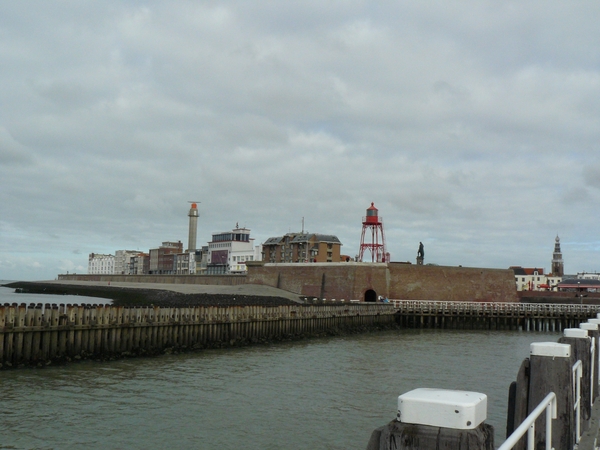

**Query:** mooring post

left=506, top=358, right=530, bottom=450
left=559, top=328, right=592, bottom=431
left=580, top=322, right=599, bottom=400
left=528, top=342, right=574, bottom=450
left=366, top=388, right=494, bottom=449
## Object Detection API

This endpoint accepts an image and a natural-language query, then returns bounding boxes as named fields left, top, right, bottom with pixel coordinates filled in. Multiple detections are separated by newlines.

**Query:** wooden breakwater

left=394, top=300, right=600, bottom=331
left=0, top=303, right=396, bottom=367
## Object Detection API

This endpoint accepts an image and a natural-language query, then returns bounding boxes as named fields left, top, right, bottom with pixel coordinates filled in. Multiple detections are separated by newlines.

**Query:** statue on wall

left=417, top=242, right=424, bottom=259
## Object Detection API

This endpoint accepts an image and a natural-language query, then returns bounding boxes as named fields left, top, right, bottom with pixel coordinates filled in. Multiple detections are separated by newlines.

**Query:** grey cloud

left=1, top=1, right=600, bottom=279
left=584, top=165, right=600, bottom=190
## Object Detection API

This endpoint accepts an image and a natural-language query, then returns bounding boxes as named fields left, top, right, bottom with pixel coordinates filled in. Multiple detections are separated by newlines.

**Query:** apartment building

left=262, top=233, right=342, bottom=263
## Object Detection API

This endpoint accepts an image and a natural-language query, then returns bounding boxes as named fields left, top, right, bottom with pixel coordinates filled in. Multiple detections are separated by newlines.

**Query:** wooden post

left=31, top=306, right=43, bottom=361
left=22, top=306, right=35, bottom=362
left=0, top=306, right=5, bottom=363
left=80, top=306, right=89, bottom=354
left=74, top=305, right=84, bottom=355
left=50, top=306, right=60, bottom=359
left=528, top=342, right=574, bottom=450
left=40, top=305, right=51, bottom=361
left=14, top=305, right=27, bottom=363
left=580, top=322, right=599, bottom=400
left=506, top=358, right=529, bottom=450
left=4, top=305, right=16, bottom=363
left=367, top=388, right=494, bottom=449
left=559, top=329, right=592, bottom=431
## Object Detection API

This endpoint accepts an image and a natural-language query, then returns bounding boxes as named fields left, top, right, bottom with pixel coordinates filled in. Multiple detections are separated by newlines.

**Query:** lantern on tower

left=358, top=202, right=388, bottom=262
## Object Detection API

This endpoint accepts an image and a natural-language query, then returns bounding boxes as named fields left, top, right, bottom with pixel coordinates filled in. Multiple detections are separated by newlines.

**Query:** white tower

left=187, top=202, right=199, bottom=252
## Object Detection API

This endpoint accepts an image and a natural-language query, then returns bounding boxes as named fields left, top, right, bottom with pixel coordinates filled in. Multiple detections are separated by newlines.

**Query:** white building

left=578, top=272, right=600, bottom=281
left=512, top=267, right=562, bottom=291
left=114, top=250, right=139, bottom=275
left=207, top=226, right=261, bottom=274
left=88, top=253, right=115, bottom=275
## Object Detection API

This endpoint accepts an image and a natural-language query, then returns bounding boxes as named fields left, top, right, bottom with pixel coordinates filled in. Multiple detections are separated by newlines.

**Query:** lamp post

left=578, top=281, right=582, bottom=304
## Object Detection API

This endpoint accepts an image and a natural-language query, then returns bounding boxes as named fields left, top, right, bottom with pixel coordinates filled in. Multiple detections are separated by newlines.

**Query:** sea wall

left=0, top=303, right=396, bottom=368
left=246, top=262, right=519, bottom=302
left=58, top=262, right=519, bottom=303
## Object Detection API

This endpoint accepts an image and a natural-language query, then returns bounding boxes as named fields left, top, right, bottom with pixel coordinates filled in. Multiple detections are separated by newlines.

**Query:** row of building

left=88, top=226, right=345, bottom=276
left=511, top=235, right=600, bottom=292
left=88, top=204, right=597, bottom=291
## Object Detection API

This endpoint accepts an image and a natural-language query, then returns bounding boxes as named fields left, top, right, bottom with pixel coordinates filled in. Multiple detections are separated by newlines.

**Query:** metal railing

left=573, top=359, right=583, bottom=445
left=498, top=392, right=557, bottom=450
left=391, top=300, right=600, bottom=316
left=591, top=337, right=596, bottom=407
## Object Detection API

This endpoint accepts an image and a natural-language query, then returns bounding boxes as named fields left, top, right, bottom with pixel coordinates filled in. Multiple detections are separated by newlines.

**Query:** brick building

left=262, top=233, right=342, bottom=263
left=149, top=241, right=183, bottom=274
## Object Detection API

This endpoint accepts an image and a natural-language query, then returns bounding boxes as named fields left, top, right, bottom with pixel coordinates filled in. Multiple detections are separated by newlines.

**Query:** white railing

left=591, top=337, right=596, bottom=407
left=572, top=359, right=583, bottom=445
left=498, top=392, right=557, bottom=450
left=390, top=299, right=600, bottom=316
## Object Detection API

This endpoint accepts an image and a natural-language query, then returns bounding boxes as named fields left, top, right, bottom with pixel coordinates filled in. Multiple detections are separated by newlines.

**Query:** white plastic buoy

left=397, top=388, right=487, bottom=430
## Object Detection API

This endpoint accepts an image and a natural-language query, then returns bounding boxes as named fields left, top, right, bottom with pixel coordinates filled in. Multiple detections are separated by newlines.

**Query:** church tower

left=551, top=235, right=564, bottom=277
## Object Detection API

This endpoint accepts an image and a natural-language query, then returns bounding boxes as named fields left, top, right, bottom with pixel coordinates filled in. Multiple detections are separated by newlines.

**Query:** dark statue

left=417, top=242, right=424, bottom=258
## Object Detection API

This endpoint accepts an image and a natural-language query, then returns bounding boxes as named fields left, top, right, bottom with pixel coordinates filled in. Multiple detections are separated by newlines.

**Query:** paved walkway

left=41, top=280, right=305, bottom=303
left=579, top=397, right=600, bottom=449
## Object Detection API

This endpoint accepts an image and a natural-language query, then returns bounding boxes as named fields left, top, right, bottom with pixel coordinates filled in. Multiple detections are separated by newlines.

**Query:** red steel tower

left=358, top=202, right=388, bottom=262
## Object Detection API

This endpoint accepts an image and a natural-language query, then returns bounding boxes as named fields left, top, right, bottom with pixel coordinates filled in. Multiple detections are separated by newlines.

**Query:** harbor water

left=0, top=286, right=560, bottom=449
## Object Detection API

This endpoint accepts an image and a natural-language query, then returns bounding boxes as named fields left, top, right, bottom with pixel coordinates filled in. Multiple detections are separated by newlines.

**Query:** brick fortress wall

left=246, top=262, right=519, bottom=302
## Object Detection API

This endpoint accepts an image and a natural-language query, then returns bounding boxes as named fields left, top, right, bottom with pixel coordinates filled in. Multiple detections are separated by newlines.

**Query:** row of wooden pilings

left=0, top=303, right=397, bottom=367
left=393, top=300, right=600, bottom=331
left=367, top=309, right=600, bottom=450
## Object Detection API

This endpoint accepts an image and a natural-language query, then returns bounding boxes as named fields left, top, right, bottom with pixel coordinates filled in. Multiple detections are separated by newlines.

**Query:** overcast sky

left=1, top=1, right=599, bottom=281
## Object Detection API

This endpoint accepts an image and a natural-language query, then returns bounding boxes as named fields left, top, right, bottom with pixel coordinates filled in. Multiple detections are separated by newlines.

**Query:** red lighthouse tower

left=358, top=202, right=388, bottom=262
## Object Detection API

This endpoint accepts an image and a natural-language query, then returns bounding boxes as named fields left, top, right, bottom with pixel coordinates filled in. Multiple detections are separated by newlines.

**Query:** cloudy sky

left=1, top=1, right=599, bottom=281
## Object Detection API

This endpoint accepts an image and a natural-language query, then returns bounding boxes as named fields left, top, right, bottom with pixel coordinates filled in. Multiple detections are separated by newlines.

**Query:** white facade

left=114, top=250, right=139, bottom=275
left=207, top=227, right=262, bottom=274
left=88, top=253, right=115, bottom=275
left=230, top=244, right=262, bottom=273
left=578, top=272, right=600, bottom=280
left=175, top=252, right=196, bottom=275
left=514, top=271, right=562, bottom=291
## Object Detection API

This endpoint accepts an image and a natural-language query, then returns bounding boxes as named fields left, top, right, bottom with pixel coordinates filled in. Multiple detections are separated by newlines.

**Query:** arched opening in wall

left=364, top=289, right=377, bottom=302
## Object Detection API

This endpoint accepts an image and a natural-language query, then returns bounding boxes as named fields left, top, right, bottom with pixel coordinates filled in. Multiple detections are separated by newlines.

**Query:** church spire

left=551, top=235, right=564, bottom=277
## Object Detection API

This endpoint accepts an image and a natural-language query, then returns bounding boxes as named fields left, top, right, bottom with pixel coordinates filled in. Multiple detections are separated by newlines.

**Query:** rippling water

left=0, top=325, right=559, bottom=450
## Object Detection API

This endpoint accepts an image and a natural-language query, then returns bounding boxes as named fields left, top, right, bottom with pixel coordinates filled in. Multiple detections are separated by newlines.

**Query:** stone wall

left=57, top=262, right=519, bottom=302
left=246, top=262, right=518, bottom=302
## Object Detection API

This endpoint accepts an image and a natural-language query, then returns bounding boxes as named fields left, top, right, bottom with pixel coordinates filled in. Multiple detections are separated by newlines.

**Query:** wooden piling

left=528, top=342, right=574, bottom=450
left=559, top=332, right=592, bottom=429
